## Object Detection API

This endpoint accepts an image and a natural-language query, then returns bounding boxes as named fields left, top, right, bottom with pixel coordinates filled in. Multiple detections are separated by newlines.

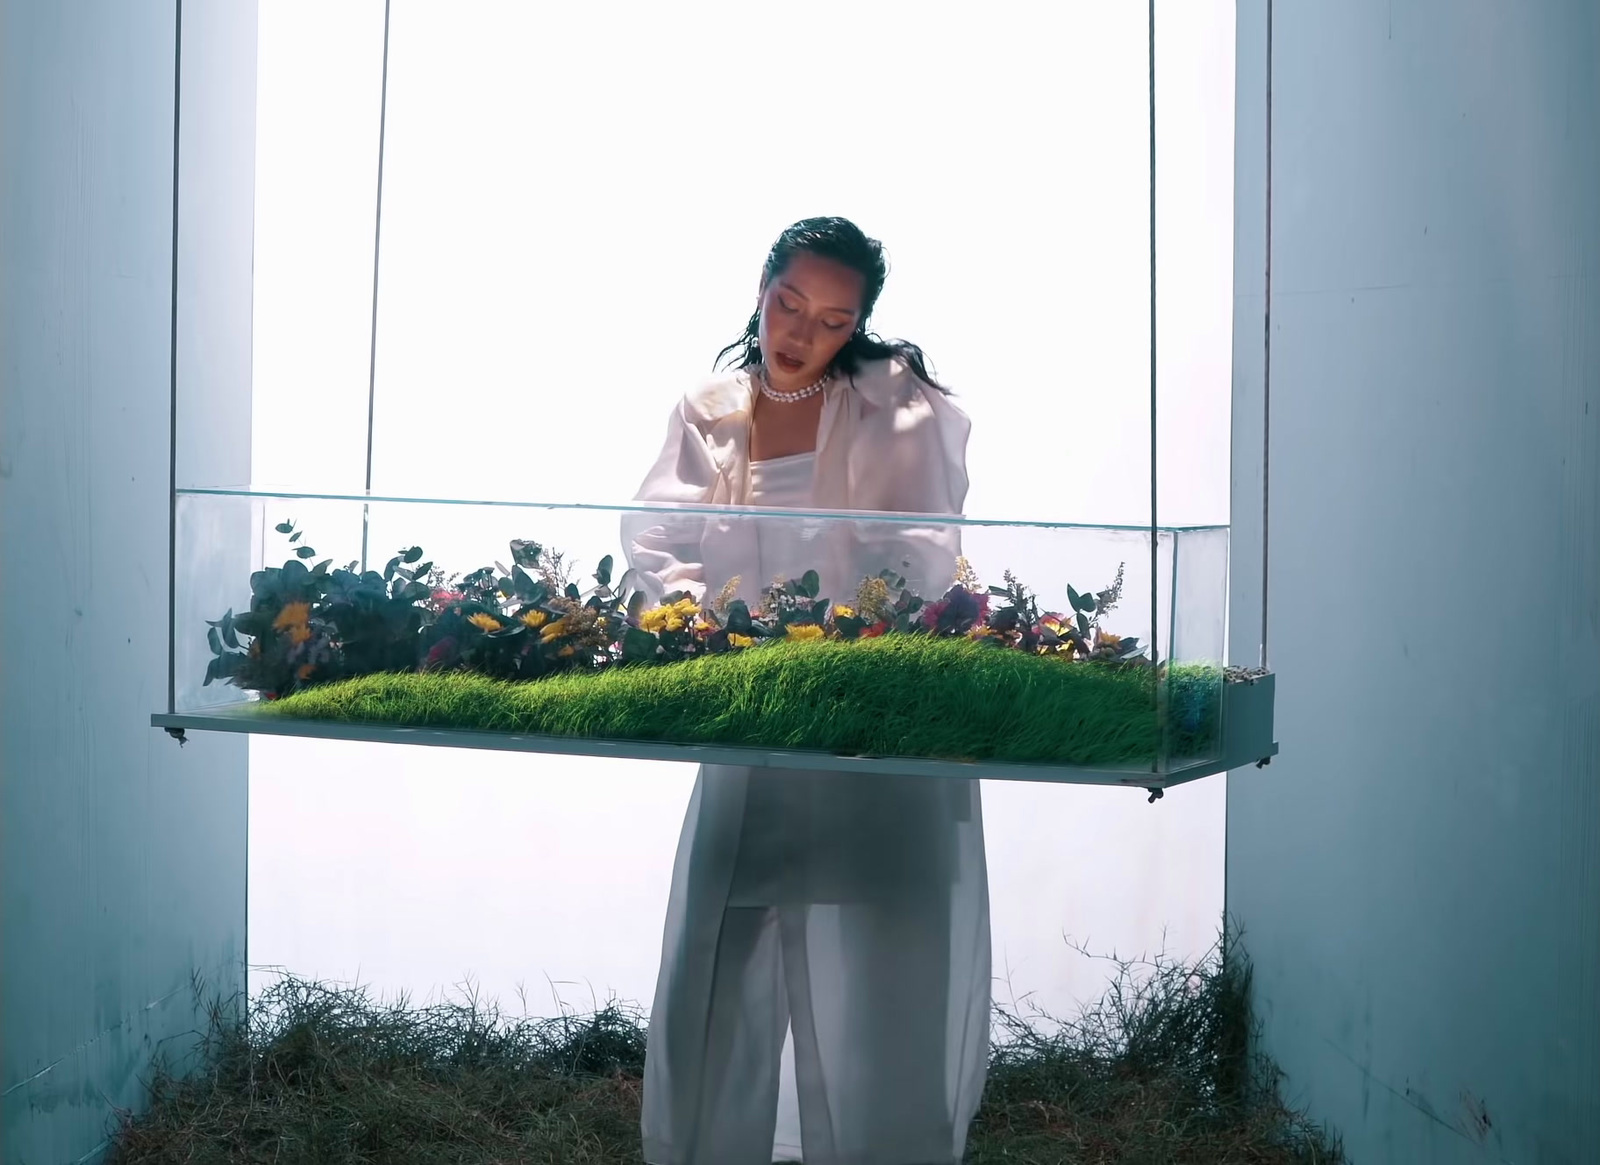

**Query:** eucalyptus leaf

left=595, top=555, right=613, bottom=587
left=221, top=610, right=240, bottom=650
left=623, top=627, right=658, bottom=663
left=1077, top=612, right=1091, bottom=637
left=207, top=626, right=223, bottom=656
left=726, top=600, right=753, bottom=634
left=403, top=546, right=423, bottom=564
left=800, top=570, right=820, bottom=598
left=627, top=590, right=647, bottom=622
left=295, top=546, right=316, bottom=559
left=274, top=521, right=294, bottom=534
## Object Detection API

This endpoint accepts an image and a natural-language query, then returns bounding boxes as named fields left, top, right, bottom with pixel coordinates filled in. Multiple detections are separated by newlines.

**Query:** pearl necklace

left=756, top=363, right=832, bottom=403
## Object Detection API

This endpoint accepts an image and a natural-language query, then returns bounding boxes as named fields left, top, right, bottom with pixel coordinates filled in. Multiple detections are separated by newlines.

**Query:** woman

left=625, top=218, right=990, bottom=1165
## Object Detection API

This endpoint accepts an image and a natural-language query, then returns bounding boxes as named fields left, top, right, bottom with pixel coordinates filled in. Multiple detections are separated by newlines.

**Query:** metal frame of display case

left=153, top=676, right=1275, bottom=802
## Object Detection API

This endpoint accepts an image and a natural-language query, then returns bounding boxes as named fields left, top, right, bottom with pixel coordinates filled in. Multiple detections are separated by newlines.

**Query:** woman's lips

left=774, top=352, right=804, bottom=372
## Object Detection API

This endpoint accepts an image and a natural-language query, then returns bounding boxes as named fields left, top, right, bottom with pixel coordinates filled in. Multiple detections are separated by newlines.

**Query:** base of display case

left=154, top=674, right=1274, bottom=797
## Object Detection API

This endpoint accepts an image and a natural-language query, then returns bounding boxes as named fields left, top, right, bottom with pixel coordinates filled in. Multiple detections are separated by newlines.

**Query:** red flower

left=431, top=590, right=464, bottom=606
left=861, top=621, right=890, bottom=639
left=425, top=635, right=459, bottom=668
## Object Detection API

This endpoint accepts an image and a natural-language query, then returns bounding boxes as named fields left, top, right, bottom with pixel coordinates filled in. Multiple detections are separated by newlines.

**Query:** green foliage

left=205, top=524, right=1152, bottom=705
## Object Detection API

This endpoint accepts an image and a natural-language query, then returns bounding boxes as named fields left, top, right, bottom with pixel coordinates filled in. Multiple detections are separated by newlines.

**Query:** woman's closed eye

left=778, top=295, right=849, bottom=330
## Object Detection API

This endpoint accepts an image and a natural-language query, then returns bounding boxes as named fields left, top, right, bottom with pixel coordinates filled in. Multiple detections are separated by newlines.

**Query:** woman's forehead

left=775, top=252, right=864, bottom=311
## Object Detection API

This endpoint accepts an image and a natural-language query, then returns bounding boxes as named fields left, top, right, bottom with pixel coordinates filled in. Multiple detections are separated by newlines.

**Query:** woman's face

left=756, top=250, right=865, bottom=391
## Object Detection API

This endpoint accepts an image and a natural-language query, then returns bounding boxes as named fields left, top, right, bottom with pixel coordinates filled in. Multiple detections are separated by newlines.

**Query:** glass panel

left=368, top=2, right=1155, bottom=523
left=174, top=489, right=1225, bottom=776
left=1163, top=525, right=1229, bottom=769
left=249, top=0, right=387, bottom=493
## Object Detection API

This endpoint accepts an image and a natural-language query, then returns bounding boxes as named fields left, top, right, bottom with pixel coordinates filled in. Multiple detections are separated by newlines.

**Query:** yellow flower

left=273, top=602, right=310, bottom=632
left=728, top=633, right=755, bottom=649
left=468, top=612, right=502, bottom=633
left=273, top=602, right=313, bottom=645
left=558, top=645, right=575, bottom=658
left=541, top=618, right=568, bottom=642
left=832, top=605, right=856, bottom=620
left=640, top=601, right=696, bottom=634
left=786, top=623, right=825, bottom=641
left=521, top=610, right=548, bottom=629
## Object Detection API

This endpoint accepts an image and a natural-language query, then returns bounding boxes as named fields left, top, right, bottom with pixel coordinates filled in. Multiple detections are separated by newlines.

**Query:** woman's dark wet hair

left=715, top=216, right=951, bottom=394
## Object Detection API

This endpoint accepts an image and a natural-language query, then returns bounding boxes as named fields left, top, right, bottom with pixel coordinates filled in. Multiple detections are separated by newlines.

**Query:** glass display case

left=152, top=486, right=1274, bottom=793
left=153, top=3, right=1280, bottom=798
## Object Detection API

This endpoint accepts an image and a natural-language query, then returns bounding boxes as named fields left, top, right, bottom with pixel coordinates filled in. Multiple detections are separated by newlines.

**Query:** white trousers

left=641, top=764, right=991, bottom=1165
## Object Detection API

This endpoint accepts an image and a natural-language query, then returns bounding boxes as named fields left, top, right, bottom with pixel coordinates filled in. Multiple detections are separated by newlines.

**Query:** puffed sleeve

left=828, top=361, right=972, bottom=601
left=620, top=394, right=721, bottom=604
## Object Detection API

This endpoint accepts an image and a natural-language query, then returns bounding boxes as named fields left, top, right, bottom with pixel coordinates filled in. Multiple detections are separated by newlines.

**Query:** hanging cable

left=1148, top=0, right=1161, bottom=775
left=360, top=0, right=393, bottom=573
left=167, top=0, right=184, bottom=714
left=1260, top=0, right=1273, bottom=672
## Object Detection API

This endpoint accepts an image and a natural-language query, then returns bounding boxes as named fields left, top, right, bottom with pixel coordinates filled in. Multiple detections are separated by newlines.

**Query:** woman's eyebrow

left=778, top=279, right=857, bottom=316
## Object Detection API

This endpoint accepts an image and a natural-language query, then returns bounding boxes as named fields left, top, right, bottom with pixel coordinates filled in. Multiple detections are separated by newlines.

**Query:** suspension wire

left=167, top=0, right=184, bottom=714
left=1260, top=0, right=1273, bottom=671
left=360, top=0, right=393, bottom=573
left=1148, top=0, right=1161, bottom=775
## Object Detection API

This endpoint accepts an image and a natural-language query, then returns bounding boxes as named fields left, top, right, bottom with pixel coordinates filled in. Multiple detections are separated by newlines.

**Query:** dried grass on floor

left=106, top=919, right=1343, bottom=1164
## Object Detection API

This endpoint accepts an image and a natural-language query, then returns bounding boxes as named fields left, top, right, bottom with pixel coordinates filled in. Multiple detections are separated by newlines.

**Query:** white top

left=746, top=450, right=821, bottom=598
left=746, top=450, right=816, bottom=506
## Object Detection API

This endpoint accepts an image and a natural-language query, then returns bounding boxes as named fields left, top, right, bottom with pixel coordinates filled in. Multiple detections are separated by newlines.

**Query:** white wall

left=1227, top=2, right=1600, bottom=1160
left=0, top=3, right=256, bottom=1162
left=242, top=9, right=1238, bottom=1147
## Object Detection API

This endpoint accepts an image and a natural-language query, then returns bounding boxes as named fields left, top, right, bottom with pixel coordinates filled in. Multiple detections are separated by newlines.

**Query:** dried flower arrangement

left=203, top=524, right=1149, bottom=702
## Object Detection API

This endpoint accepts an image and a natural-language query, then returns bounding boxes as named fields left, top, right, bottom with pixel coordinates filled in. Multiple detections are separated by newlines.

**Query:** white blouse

left=622, top=357, right=972, bottom=608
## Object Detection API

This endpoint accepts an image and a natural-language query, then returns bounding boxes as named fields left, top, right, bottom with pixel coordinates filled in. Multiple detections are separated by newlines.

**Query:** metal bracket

left=164, top=726, right=188, bottom=747
left=1146, top=787, right=1163, bottom=803
left=1255, top=755, right=1272, bottom=768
